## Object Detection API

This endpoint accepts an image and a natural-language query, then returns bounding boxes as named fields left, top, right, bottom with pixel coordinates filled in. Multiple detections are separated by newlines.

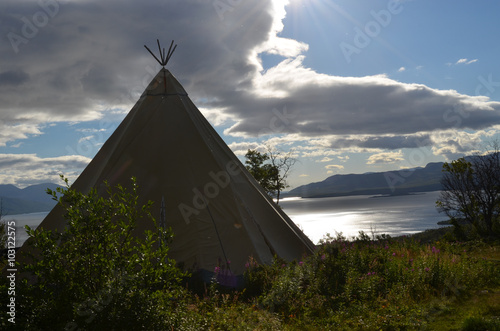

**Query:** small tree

left=15, top=176, right=187, bottom=330
left=244, top=147, right=296, bottom=204
left=265, top=146, right=296, bottom=204
left=436, top=148, right=500, bottom=239
left=245, top=149, right=276, bottom=195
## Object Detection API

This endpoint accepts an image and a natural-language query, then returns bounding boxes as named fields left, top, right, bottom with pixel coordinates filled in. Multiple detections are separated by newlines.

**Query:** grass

left=425, top=288, right=500, bottom=330
left=176, top=230, right=500, bottom=330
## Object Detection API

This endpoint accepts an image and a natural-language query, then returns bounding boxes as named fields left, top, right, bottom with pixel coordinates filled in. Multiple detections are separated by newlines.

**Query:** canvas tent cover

left=27, top=69, right=315, bottom=276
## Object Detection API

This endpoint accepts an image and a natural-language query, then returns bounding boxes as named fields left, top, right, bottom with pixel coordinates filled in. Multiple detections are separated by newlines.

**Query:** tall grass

left=240, top=232, right=499, bottom=329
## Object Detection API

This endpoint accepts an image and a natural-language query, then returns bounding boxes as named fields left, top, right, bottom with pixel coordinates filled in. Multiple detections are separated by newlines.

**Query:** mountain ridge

left=0, top=161, right=447, bottom=213
left=287, top=162, right=444, bottom=198
left=0, top=183, right=62, bottom=215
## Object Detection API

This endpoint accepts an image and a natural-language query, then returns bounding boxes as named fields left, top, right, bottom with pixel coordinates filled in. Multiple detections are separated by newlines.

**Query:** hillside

left=0, top=183, right=61, bottom=215
left=288, top=162, right=444, bottom=198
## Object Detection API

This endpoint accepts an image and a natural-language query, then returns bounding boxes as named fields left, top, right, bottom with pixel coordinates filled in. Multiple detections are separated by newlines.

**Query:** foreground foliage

left=153, top=232, right=499, bottom=330
left=1, top=180, right=499, bottom=330
left=243, top=232, right=499, bottom=329
left=1, top=178, right=187, bottom=330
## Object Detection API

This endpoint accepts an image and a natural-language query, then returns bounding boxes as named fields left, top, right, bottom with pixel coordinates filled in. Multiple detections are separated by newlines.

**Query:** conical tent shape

left=30, top=68, right=315, bottom=276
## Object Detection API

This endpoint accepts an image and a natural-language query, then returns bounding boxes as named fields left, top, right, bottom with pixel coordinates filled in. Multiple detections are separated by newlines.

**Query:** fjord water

left=3, top=211, right=49, bottom=247
left=280, top=191, right=448, bottom=244
left=7, top=191, right=447, bottom=247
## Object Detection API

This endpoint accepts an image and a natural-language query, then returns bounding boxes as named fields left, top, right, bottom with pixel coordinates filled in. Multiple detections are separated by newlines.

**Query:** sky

left=1, top=0, right=500, bottom=189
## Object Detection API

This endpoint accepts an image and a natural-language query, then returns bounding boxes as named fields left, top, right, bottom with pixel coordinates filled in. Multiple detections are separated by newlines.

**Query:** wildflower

left=425, top=267, right=430, bottom=272
left=321, top=254, right=326, bottom=260
left=245, top=262, right=250, bottom=268
left=281, top=264, right=286, bottom=268
left=214, top=266, right=221, bottom=273
left=299, top=261, right=304, bottom=266
left=392, top=252, right=396, bottom=256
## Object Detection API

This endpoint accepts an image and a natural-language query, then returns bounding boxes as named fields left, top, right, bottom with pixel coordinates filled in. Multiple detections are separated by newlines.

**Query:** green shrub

left=10, top=177, right=187, bottom=330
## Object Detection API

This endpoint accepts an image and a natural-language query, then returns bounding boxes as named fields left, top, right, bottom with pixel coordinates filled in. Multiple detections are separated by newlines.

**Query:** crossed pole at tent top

left=144, top=39, right=177, bottom=68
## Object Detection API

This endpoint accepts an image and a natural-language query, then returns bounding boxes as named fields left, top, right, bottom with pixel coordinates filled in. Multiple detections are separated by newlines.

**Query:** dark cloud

left=0, top=69, right=29, bottom=86
left=0, top=0, right=498, bottom=158
left=330, top=134, right=433, bottom=150
left=0, top=0, right=272, bottom=122
left=222, top=69, right=500, bottom=137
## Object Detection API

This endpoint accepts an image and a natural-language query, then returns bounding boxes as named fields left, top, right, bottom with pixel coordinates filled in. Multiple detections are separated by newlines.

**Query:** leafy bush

left=437, top=150, right=500, bottom=239
left=9, top=177, right=187, bottom=330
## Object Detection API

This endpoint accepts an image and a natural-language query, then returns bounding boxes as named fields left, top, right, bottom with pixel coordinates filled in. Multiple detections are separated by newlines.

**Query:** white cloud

left=227, top=141, right=262, bottom=156
left=255, top=0, right=308, bottom=58
left=430, top=129, right=489, bottom=160
left=398, top=67, right=406, bottom=72
left=0, top=154, right=91, bottom=187
left=367, top=151, right=404, bottom=164
left=325, top=164, right=344, bottom=170
left=78, top=135, right=95, bottom=144
left=455, top=58, right=478, bottom=65
left=297, top=144, right=341, bottom=158
left=199, top=107, right=234, bottom=126
left=0, top=123, right=42, bottom=147
left=76, top=128, right=107, bottom=133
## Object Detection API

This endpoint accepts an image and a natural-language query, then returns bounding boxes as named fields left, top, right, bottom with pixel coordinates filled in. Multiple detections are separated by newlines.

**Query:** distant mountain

left=0, top=183, right=61, bottom=215
left=287, top=162, right=444, bottom=198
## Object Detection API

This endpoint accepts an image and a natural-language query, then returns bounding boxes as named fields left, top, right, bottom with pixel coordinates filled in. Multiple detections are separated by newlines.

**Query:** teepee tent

left=25, top=46, right=315, bottom=277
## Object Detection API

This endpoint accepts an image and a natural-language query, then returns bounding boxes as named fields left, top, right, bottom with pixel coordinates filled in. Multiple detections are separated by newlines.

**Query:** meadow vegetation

left=1, top=179, right=499, bottom=330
